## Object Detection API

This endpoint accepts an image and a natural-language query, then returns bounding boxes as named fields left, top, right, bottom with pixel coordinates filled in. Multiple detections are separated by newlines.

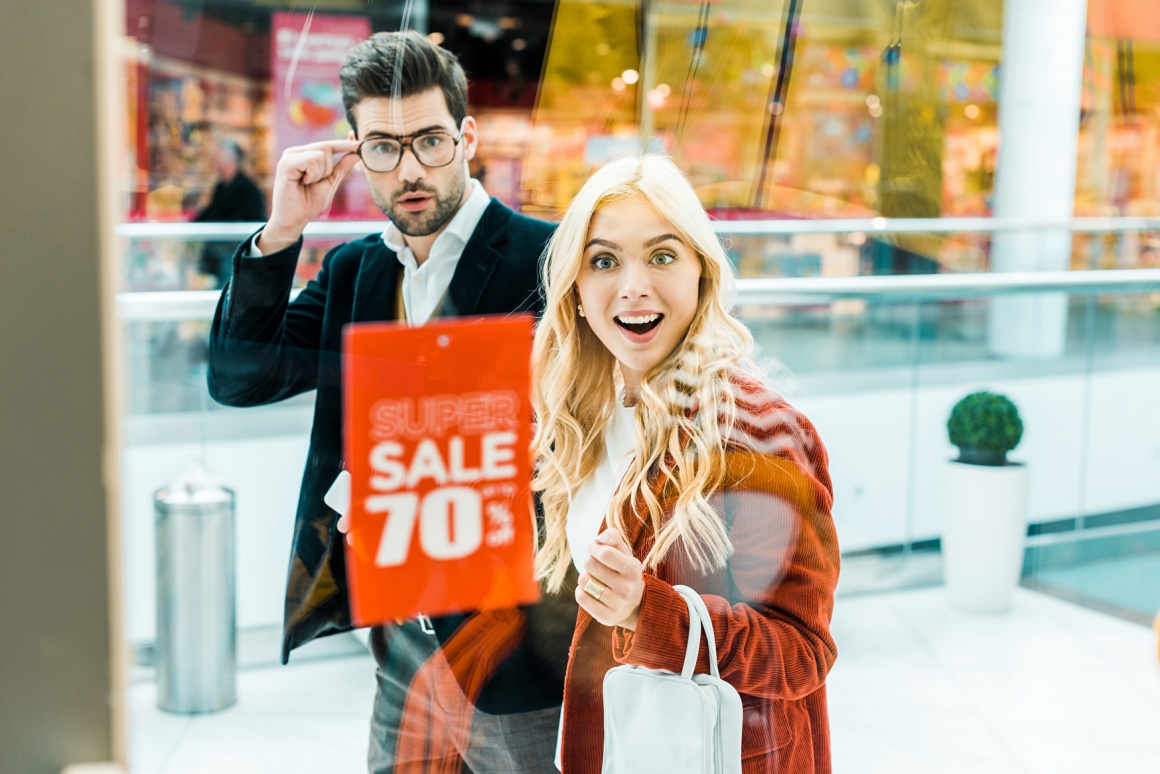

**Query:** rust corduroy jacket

left=559, top=375, right=840, bottom=773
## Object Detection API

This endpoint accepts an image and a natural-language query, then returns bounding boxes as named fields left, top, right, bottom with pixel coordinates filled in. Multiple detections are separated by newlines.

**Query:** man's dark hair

left=340, top=31, right=468, bottom=136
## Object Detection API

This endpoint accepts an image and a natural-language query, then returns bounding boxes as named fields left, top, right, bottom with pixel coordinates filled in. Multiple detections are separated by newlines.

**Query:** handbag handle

left=675, top=587, right=702, bottom=680
left=673, top=585, right=721, bottom=680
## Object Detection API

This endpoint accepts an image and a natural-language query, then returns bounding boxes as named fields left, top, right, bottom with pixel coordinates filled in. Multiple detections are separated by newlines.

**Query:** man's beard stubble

left=373, top=167, right=467, bottom=238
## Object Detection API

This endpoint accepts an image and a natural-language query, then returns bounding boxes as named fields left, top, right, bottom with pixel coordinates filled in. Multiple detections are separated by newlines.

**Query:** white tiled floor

left=827, top=588, right=1160, bottom=773
left=129, top=655, right=377, bottom=774
left=129, top=587, right=1160, bottom=773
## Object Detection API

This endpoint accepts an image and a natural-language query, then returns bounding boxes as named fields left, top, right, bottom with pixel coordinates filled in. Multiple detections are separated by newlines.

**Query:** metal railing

left=733, top=269, right=1160, bottom=304
left=114, top=216, right=1160, bottom=240
left=116, top=215, right=1160, bottom=320
left=116, top=269, right=1160, bottom=322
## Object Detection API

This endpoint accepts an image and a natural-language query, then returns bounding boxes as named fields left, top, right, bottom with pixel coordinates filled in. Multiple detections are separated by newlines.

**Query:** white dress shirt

left=248, top=179, right=491, bottom=326
left=382, top=179, right=491, bottom=325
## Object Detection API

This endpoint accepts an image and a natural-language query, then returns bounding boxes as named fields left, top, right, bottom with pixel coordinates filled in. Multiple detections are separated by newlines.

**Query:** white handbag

left=601, top=585, right=743, bottom=774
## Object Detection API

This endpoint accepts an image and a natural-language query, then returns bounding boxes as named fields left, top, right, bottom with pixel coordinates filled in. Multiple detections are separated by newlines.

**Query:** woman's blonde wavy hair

left=532, top=155, right=756, bottom=592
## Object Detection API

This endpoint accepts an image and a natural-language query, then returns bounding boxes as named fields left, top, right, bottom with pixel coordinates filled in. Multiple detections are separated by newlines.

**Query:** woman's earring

left=577, top=304, right=586, bottom=318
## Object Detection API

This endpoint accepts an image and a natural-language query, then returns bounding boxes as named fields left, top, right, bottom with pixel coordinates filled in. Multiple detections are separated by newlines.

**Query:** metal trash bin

left=154, top=464, right=237, bottom=713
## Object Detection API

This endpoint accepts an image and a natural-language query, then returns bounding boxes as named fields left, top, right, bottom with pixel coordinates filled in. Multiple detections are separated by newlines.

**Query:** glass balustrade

left=115, top=222, right=1160, bottom=648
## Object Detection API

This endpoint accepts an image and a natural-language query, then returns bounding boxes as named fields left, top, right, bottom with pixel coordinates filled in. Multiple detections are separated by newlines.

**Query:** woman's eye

left=592, top=255, right=616, bottom=270
left=651, top=252, right=676, bottom=265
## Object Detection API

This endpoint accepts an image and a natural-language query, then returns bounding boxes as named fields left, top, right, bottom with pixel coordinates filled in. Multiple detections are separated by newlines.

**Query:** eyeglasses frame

left=355, top=121, right=466, bottom=173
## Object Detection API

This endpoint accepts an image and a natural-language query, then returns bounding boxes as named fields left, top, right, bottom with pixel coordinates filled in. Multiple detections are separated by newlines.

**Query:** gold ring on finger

left=583, top=579, right=606, bottom=601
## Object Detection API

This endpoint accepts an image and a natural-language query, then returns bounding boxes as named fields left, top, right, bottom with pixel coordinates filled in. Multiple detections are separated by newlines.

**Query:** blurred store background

left=122, top=0, right=1160, bottom=282
left=44, top=0, right=1160, bottom=770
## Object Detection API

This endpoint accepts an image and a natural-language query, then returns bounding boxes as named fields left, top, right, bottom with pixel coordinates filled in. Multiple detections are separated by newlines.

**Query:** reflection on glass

left=116, top=1, right=1160, bottom=771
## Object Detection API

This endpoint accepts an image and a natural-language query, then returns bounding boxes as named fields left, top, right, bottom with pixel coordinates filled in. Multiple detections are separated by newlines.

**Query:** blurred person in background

left=194, top=138, right=268, bottom=286
left=207, top=31, right=566, bottom=773
left=532, top=155, right=840, bottom=773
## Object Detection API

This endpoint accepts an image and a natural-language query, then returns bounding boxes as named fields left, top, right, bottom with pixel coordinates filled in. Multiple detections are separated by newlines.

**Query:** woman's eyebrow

left=643, top=233, right=683, bottom=247
left=584, top=234, right=683, bottom=251
left=584, top=238, right=621, bottom=250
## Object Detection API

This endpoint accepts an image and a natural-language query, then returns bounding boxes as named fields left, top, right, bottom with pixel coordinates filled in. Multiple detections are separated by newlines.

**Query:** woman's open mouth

left=615, top=312, right=664, bottom=343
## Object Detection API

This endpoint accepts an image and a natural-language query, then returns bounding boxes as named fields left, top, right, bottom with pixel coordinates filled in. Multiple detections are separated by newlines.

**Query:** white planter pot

left=941, top=460, right=1029, bottom=613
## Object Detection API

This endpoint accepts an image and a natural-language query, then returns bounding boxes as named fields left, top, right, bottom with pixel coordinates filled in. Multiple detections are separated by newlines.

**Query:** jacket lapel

left=351, top=241, right=400, bottom=323
left=442, top=199, right=511, bottom=318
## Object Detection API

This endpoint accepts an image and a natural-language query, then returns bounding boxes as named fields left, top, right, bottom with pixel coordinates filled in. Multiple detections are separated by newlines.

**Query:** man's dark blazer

left=207, top=200, right=559, bottom=698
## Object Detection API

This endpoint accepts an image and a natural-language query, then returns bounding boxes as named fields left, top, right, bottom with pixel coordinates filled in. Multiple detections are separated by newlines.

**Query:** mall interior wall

left=0, top=0, right=126, bottom=772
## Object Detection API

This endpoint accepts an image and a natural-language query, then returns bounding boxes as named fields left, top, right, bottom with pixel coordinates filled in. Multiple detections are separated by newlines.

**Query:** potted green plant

left=941, top=391, right=1029, bottom=612
left=947, top=392, right=1023, bottom=466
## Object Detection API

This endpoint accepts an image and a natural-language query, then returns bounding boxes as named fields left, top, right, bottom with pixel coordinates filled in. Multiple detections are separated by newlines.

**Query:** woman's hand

left=575, top=528, right=645, bottom=630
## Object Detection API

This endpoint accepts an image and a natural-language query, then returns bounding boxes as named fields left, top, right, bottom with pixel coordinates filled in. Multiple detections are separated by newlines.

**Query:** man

left=194, top=139, right=267, bottom=286
left=207, top=32, right=567, bottom=773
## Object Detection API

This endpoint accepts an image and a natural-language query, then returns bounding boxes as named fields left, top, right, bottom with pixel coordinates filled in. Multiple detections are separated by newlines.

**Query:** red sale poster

left=343, top=316, right=541, bottom=625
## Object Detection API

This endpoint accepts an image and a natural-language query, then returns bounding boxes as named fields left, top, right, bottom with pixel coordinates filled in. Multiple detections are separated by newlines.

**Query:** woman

left=531, top=156, right=840, bottom=773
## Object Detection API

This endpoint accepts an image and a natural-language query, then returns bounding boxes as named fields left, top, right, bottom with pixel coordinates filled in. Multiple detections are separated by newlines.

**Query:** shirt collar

left=382, top=179, right=491, bottom=258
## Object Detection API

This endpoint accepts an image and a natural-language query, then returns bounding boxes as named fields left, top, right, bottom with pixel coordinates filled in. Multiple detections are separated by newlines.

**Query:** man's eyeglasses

left=356, top=125, right=463, bottom=173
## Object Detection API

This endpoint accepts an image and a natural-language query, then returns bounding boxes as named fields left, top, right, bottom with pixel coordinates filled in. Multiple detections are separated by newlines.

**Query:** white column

left=988, top=0, right=1088, bottom=358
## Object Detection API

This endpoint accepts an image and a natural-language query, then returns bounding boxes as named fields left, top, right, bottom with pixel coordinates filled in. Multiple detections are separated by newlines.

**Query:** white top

left=248, top=179, right=491, bottom=326
left=382, top=179, right=492, bottom=325
left=566, top=398, right=637, bottom=572
left=557, top=396, right=637, bottom=770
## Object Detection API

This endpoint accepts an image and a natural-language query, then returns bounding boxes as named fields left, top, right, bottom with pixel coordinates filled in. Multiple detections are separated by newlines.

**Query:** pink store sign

left=272, top=12, right=373, bottom=217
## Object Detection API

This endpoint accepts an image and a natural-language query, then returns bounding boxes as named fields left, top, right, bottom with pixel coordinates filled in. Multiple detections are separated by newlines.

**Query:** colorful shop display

left=271, top=12, right=374, bottom=218
left=126, top=0, right=1160, bottom=282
